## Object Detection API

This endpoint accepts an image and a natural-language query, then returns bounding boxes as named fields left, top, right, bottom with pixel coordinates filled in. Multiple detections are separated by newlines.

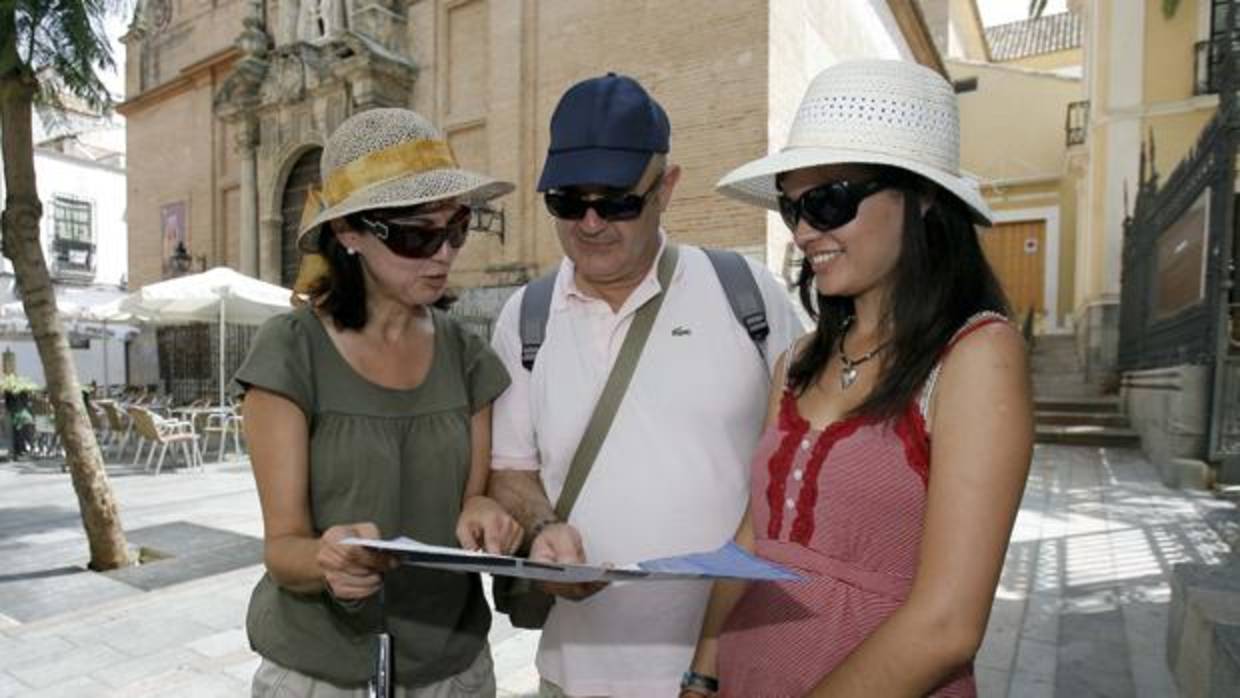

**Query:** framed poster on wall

left=160, top=201, right=187, bottom=275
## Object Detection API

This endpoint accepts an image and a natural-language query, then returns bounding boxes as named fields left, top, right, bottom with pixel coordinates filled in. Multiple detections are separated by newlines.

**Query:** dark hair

left=786, top=166, right=1010, bottom=420
left=303, top=218, right=455, bottom=331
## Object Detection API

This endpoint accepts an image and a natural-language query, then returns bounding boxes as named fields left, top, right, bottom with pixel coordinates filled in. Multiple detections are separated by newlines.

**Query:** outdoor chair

left=99, top=400, right=134, bottom=459
left=201, top=405, right=245, bottom=462
left=30, top=395, right=61, bottom=458
left=87, top=403, right=109, bottom=443
left=127, top=405, right=203, bottom=475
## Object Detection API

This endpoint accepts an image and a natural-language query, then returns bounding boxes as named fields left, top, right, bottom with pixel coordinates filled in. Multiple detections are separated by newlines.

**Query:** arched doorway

left=279, top=147, right=322, bottom=288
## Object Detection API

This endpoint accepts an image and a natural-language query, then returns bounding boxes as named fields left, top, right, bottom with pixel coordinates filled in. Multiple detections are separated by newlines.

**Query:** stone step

left=1032, top=380, right=1105, bottom=399
left=1035, top=425, right=1141, bottom=447
left=1036, top=411, right=1131, bottom=427
left=1035, top=396, right=1122, bottom=413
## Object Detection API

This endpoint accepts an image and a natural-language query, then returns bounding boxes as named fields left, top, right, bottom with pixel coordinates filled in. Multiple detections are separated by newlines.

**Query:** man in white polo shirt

left=487, top=73, right=802, bottom=697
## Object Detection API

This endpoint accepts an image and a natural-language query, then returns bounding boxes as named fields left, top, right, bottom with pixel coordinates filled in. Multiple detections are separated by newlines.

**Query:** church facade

left=121, top=0, right=943, bottom=309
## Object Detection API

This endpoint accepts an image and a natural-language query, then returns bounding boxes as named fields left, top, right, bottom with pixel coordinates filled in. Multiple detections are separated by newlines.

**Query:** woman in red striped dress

left=679, top=60, right=1034, bottom=698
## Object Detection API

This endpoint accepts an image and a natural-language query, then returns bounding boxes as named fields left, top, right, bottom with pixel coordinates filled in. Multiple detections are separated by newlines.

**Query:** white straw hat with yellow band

left=297, top=108, right=514, bottom=251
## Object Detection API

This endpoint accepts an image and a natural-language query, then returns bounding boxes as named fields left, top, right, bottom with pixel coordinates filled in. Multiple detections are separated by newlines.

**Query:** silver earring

left=346, top=247, right=357, bottom=256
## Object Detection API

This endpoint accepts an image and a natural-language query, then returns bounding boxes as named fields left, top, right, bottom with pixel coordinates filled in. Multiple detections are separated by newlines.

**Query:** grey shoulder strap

left=701, top=248, right=769, bottom=365
left=519, top=269, right=558, bottom=370
left=554, top=245, right=679, bottom=519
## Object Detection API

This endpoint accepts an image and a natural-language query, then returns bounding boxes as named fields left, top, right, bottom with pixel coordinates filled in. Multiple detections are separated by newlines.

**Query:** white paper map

left=341, top=537, right=801, bottom=583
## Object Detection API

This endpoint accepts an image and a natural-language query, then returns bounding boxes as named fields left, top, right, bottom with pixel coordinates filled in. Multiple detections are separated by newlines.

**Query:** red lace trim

left=766, top=390, right=811, bottom=539
left=894, top=402, right=931, bottom=487
left=789, top=414, right=870, bottom=545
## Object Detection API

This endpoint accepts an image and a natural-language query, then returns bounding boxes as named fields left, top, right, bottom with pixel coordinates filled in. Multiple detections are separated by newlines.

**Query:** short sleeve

left=231, top=311, right=315, bottom=417
left=489, top=288, right=541, bottom=471
left=451, top=315, right=511, bottom=414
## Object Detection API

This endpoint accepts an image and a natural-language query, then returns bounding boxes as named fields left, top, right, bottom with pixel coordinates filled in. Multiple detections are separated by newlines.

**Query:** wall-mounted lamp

left=470, top=205, right=506, bottom=244
left=168, top=242, right=208, bottom=276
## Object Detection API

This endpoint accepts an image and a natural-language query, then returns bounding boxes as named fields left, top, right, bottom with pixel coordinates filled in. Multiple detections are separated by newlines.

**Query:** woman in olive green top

left=234, top=108, right=521, bottom=697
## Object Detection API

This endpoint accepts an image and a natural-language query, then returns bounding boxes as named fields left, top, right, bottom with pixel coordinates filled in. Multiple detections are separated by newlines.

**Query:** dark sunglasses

left=544, top=175, right=663, bottom=222
left=777, top=178, right=894, bottom=232
left=348, top=205, right=472, bottom=259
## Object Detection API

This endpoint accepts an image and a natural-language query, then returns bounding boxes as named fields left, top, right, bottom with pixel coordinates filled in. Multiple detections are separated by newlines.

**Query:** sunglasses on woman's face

left=777, top=179, right=893, bottom=233
left=543, top=175, right=664, bottom=222
left=350, top=205, right=472, bottom=259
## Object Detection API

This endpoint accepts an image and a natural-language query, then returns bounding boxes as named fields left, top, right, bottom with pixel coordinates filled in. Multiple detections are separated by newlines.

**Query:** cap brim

left=716, top=146, right=993, bottom=227
left=298, top=168, right=515, bottom=251
left=537, top=149, right=654, bottom=192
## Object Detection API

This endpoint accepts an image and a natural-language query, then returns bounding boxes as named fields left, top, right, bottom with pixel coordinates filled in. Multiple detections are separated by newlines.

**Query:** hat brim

left=716, top=146, right=993, bottom=227
left=536, top=148, right=654, bottom=192
left=298, top=168, right=515, bottom=251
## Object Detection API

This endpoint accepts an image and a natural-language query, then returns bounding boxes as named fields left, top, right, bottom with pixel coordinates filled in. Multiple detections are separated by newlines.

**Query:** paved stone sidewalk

left=974, top=444, right=1235, bottom=698
left=0, top=444, right=1234, bottom=696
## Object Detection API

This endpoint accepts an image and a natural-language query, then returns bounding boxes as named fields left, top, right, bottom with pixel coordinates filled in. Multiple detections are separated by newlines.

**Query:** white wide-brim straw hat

left=716, top=60, right=992, bottom=226
left=298, top=108, right=514, bottom=251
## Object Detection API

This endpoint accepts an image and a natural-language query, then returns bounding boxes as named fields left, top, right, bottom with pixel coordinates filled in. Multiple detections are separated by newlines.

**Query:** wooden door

left=279, top=148, right=322, bottom=288
left=980, top=219, right=1046, bottom=317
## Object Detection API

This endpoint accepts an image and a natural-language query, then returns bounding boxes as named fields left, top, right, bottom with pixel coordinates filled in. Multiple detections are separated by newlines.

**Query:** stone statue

left=291, top=0, right=352, bottom=43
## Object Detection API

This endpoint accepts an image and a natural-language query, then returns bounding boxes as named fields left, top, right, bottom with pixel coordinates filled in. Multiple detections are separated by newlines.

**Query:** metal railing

left=1195, top=39, right=1220, bottom=95
left=1064, top=100, right=1089, bottom=147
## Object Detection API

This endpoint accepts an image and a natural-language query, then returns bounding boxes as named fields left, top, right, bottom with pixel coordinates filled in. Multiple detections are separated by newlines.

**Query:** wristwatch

left=680, top=670, right=719, bottom=696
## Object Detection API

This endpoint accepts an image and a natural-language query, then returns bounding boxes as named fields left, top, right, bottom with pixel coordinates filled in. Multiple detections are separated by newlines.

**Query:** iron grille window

left=51, top=196, right=95, bottom=274
left=53, top=196, right=92, bottom=242
left=1065, top=100, right=1089, bottom=146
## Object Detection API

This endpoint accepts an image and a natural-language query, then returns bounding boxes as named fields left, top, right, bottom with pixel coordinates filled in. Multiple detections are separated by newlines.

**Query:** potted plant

left=2, top=374, right=39, bottom=457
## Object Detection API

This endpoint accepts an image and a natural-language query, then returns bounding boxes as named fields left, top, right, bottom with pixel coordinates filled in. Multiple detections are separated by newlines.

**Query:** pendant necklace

left=838, top=317, right=887, bottom=390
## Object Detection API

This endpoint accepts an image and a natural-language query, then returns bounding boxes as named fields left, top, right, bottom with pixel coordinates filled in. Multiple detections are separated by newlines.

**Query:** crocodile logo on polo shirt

left=671, top=326, right=691, bottom=337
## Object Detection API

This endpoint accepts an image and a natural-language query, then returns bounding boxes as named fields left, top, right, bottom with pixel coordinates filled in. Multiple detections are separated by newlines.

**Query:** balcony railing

left=1065, top=100, right=1089, bottom=147
left=51, top=237, right=95, bottom=279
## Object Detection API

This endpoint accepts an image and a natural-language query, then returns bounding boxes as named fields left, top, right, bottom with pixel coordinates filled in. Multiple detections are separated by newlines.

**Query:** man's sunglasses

left=544, top=175, right=663, bottom=222
left=777, top=179, right=894, bottom=232
left=348, top=205, right=472, bottom=259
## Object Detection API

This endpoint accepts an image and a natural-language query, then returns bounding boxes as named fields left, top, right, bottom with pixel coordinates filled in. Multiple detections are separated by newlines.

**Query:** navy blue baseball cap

left=537, top=73, right=670, bottom=192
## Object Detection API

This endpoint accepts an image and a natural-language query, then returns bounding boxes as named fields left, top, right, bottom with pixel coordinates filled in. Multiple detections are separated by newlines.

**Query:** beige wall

left=1006, top=48, right=1084, bottom=72
left=1143, top=0, right=1201, bottom=105
left=121, top=0, right=243, bottom=288
left=953, top=60, right=1083, bottom=182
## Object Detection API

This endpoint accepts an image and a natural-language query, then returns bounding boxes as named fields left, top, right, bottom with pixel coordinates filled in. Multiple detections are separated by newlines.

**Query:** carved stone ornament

left=148, top=0, right=172, bottom=31
left=260, top=50, right=308, bottom=106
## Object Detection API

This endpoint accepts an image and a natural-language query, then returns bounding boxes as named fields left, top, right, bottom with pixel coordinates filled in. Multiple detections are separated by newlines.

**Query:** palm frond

left=9, top=0, right=132, bottom=112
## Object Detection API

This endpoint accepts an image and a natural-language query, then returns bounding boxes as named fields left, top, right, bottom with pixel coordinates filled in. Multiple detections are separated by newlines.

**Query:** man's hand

left=317, top=522, right=393, bottom=600
left=456, top=495, right=524, bottom=554
left=530, top=522, right=608, bottom=601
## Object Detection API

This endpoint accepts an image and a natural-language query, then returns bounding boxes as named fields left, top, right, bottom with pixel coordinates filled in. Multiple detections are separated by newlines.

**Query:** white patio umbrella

left=0, top=291, right=137, bottom=390
left=119, top=267, right=292, bottom=407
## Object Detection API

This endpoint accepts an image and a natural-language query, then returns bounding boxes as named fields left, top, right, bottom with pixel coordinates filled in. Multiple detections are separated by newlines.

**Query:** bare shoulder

left=934, top=320, right=1031, bottom=424
left=941, top=321, right=1027, bottom=375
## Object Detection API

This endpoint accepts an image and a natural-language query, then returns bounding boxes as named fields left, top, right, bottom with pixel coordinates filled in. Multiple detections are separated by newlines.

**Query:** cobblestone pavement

left=0, top=443, right=1233, bottom=696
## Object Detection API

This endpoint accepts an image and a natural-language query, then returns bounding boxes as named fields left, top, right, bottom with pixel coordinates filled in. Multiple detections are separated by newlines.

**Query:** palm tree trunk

left=0, top=50, right=130, bottom=570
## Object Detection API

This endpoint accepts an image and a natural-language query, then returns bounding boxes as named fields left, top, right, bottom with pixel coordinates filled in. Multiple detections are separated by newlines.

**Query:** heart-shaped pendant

left=840, top=365, right=858, bottom=389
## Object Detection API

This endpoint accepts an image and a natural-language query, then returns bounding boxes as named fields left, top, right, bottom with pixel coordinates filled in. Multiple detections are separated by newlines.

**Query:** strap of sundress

left=917, top=311, right=1011, bottom=423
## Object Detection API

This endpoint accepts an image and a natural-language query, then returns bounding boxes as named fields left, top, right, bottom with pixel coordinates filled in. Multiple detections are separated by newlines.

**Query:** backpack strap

left=702, top=248, right=770, bottom=366
left=518, top=269, right=558, bottom=371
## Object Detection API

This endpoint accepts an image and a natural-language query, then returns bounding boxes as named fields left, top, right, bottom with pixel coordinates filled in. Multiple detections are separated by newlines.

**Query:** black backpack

left=518, top=248, right=770, bottom=370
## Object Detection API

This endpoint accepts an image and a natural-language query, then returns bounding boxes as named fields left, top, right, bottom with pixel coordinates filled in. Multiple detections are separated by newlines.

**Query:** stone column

left=236, top=118, right=260, bottom=276
left=260, top=216, right=283, bottom=283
